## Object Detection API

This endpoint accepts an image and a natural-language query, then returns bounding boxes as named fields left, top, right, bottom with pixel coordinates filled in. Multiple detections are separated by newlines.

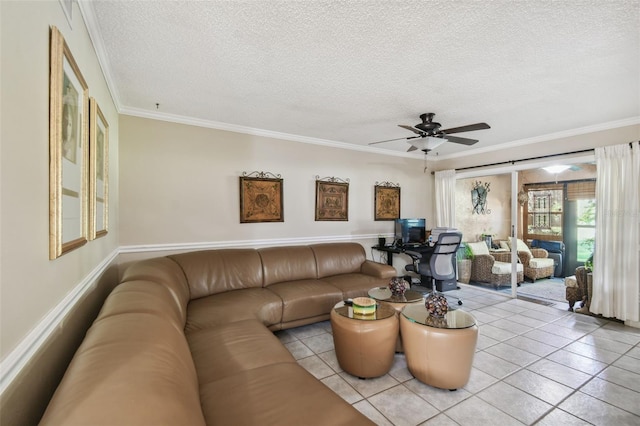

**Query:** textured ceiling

left=83, top=0, right=640, bottom=158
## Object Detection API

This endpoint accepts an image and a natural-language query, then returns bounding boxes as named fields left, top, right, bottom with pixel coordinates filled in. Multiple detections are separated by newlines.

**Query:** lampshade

left=542, top=165, right=570, bottom=174
left=410, top=136, right=446, bottom=152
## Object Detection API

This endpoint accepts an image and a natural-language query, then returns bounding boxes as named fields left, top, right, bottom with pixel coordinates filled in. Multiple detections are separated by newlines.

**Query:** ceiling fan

left=369, top=113, right=490, bottom=152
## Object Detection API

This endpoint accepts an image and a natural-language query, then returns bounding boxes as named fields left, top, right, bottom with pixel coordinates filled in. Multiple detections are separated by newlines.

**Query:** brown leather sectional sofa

left=39, top=242, right=396, bottom=425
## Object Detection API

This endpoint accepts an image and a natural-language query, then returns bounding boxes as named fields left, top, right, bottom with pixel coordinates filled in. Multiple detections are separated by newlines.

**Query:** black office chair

left=405, top=232, right=463, bottom=305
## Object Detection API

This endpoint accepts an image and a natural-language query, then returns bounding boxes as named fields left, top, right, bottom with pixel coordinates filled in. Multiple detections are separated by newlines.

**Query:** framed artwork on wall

left=374, top=182, right=400, bottom=221
left=315, top=176, right=349, bottom=221
left=49, top=26, right=89, bottom=259
left=89, top=97, right=109, bottom=239
left=239, top=171, right=284, bottom=223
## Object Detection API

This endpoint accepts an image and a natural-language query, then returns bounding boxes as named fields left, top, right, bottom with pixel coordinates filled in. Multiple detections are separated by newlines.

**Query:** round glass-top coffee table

left=367, top=287, right=423, bottom=304
left=400, top=304, right=478, bottom=390
left=368, top=287, right=424, bottom=352
left=330, top=301, right=398, bottom=378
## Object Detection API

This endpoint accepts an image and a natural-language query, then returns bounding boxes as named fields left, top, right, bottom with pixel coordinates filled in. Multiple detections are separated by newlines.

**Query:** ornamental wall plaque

left=239, top=171, right=283, bottom=223
left=315, top=176, right=349, bottom=221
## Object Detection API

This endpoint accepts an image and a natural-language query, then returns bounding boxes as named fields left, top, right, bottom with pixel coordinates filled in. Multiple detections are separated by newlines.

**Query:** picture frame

left=239, top=172, right=284, bottom=223
left=49, top=26, right=89, bottom=259
left=374, top=183, right=401, bottom=221
left=315, top=177, right=349, bottom=221
left=89, top=97, right=109, bottom=239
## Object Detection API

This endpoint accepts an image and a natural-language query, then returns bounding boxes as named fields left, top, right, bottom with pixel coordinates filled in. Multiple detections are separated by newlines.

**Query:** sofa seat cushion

left=199, top=363, right=374, bottom=426
left=492, top=261, right=523, bottom=275
left=40, top=313, right=205, bottom=426
left=322, top=273, right=388, bottom=299
left=185, top=288, right=283, bottom=333
left=529, top=257, right=555, bottom=268
left=188, top=319, right=295, bottom=384
left=267, top=280, right=343, bottom=323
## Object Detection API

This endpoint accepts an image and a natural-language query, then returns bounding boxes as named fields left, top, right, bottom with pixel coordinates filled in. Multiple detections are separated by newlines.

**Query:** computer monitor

left=394, top=218, right=426, bottom=245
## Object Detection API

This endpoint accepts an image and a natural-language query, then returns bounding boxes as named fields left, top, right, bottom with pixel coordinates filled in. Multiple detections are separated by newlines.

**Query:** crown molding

left=432, top=116, right=640, bottom=161
left=77, top=1, right=122, bottom=110
left=120, top=106, right=419, bottom=159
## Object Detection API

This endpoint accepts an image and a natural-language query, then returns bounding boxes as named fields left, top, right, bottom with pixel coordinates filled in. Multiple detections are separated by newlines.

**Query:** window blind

left=567, top=180, right=596, bottom=200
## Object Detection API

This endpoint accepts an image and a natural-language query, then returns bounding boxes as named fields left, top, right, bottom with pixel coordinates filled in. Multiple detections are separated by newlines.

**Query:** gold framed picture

left=315, top=178, right=349, bottom=221
left=374, top=184, right=400, bottom=221
left=49, top=26, right=89, bottom=259
left=239, top=173, right=284, bottom=223
left=89, top=98, right=109, bottom=239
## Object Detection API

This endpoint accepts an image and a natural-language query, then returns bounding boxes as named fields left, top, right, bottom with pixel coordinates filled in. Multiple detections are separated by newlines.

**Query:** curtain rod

left=431, top=148, right=595, bottom=175
left=433, top=142, right=637, bottom=174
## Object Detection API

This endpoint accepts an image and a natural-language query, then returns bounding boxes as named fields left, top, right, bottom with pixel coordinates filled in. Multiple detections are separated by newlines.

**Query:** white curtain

left=435, top=169, right=456, bottom=228
left=591, top=142, right=640, bottom=322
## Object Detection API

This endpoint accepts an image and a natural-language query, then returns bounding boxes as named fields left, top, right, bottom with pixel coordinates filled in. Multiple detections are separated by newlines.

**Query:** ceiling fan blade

left=444, top=135, right=479, bottom=145
left=440, top=123, right=490, bottom=134
left=398, top=124, right=423, bottom=135
left=368, top=136, right=411, bottom=145
left=368, top=135, right=423, bottom=145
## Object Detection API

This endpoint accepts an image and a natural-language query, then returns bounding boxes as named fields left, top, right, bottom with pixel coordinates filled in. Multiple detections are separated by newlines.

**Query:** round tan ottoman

left=368, top=287, right=424, bottom=352
left=330, top=301, right=398, bottom=379
left=400, top=304, right=478, bottom=390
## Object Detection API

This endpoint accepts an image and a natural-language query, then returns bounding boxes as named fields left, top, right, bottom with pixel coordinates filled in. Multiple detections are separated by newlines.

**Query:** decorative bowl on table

left=388, top=277, right=409, bottom=296
left=425, top=291, right=449, bottom=318
left=352, top=297, right=377, bottom=315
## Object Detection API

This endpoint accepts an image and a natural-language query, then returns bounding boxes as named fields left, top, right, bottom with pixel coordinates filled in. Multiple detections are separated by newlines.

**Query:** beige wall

left=0, top=1, right=119, bottom=361
left=456, top=174, right=512, bottom=243
left=119, top=115, right=432, bottom=250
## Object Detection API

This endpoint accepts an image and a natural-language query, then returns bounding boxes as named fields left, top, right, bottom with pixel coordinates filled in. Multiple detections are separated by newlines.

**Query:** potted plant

left=456, top=243, right=473, bottom=284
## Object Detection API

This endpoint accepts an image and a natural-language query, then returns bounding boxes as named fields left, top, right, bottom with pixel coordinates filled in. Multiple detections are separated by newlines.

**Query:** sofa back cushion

left=99, top=280, right=186, bottom=329
left=170, top=249, right=264, bottom=299
left=310, top=243, right=366, bottom=278
left=121, top=256, right=192, bottom=324
left=259, top=245, right=318, bottom=286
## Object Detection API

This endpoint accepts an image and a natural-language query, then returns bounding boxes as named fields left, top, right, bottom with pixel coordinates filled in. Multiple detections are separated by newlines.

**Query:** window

left=524, top=184, right=564, bottom=241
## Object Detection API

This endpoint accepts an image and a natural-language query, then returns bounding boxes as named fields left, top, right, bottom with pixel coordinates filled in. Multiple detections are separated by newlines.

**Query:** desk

left=373, top=244, right=456, bottom=292
left=373, top=244, right=434, bottom=266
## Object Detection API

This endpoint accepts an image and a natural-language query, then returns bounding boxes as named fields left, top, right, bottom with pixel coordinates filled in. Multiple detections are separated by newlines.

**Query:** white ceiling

left=82, top=0, right=640, bottom=159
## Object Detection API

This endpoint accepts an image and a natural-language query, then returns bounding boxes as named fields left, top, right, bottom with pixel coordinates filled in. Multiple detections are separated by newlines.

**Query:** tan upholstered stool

left=400, top=304, right=478, bottom=390
left=330, top=302, right=398, bottom=379
left=368, top=287, right=423, bottom=352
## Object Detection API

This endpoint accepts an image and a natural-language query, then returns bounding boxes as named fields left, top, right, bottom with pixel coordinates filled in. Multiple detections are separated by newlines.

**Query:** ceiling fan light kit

left=410, top=136, right=446, bottom=152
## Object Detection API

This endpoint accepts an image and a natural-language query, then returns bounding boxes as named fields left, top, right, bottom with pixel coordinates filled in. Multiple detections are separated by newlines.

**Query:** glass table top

left=401, top=304, right=476, bottom=329
left=368, top=287, right=424, bottom=303
left=333, top=301, right=396, bottom=321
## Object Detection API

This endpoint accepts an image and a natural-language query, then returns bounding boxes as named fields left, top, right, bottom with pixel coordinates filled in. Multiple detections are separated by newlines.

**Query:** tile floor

left=274, top=285, right=640, bottom=426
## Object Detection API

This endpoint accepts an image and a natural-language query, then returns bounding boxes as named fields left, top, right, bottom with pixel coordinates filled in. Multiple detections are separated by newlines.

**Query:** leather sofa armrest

left=361, top=260, right=397, bottom=279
